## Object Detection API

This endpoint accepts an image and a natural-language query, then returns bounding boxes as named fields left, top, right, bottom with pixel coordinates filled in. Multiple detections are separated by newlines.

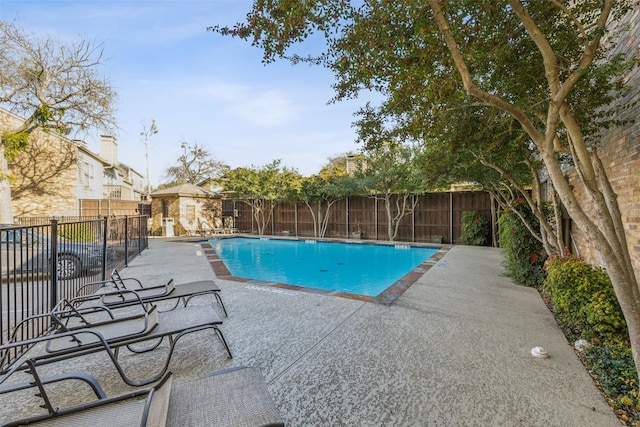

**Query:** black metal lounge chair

left=1, top=291, right=232, bottom=388
left=51, top=291, right=232, bottom=359
left=77, top=269, right=227, bottom=316
left=1, top=366, right=283, bottom=426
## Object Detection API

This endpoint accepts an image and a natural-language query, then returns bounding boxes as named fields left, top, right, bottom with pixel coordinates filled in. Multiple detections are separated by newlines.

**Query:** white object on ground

left=531, top=346, right=549, bottom=358
left=574, top=339, right=591, bottom=352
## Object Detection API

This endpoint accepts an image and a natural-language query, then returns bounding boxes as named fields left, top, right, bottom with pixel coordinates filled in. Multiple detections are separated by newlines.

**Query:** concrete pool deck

left=1, top=237, right=619, bottom=426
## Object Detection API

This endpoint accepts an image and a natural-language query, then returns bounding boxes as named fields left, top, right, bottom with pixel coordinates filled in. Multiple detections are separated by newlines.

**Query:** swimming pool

left=208, top=237, right=439, bottom=297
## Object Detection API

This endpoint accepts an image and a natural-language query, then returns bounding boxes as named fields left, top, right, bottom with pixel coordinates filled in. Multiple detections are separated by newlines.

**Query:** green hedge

left=544, top=255, right=627, bottom=341
left=543, top=255, right=637, bottom=417
left=498, top=199, right=546, bottom=286
left=58, top=223, right=97, bottom=242
left=459, top=211, right=490, bottom=246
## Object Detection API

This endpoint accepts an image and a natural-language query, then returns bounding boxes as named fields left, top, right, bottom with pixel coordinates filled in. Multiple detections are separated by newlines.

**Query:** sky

left=0, top=0, right=374, bottom=187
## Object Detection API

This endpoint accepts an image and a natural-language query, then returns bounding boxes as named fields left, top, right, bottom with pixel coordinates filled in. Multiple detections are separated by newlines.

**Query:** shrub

left=544, top=255, right=627, bottom=342
left=498, top=199, right=547, bottom=286
left=585, top=342, right=638, bottom=419
left=58, top=223, right=97, bottom=242
left=459, top=211, right=490, bottom=246
left=543, top=255, right=638, bottom=420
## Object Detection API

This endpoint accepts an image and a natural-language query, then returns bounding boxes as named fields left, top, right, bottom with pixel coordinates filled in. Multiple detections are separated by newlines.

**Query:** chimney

left=100, top=135, right=118, bottom=165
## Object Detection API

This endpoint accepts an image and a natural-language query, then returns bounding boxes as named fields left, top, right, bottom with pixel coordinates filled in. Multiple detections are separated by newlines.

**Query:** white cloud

left=230, top=90, right=297, bottom=126
left=196, top=82, right=297, bottom=126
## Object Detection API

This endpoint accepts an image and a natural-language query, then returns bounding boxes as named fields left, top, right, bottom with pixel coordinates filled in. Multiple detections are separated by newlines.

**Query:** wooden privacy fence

left=230, top=191, right=493, bottom=245
left=79, top=199, right=151, bottom=217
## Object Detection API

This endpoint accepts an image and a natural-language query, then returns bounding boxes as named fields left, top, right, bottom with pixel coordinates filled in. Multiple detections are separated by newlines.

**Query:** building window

left=79, top=161, right=94, bottom=188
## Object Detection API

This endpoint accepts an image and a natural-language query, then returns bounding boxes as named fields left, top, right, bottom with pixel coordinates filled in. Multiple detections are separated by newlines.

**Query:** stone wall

left=150, top=196, right=180, bottom=236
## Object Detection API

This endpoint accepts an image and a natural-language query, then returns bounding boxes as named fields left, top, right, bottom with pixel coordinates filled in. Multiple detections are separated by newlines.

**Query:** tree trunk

left=542, top=146, right=640, bottom=377
left=429, top=0, right=640, bottom=383
left=384, top=196, right=394, bottom=242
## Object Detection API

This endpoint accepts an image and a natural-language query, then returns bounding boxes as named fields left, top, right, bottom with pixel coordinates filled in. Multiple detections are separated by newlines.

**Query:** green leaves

left=357, top=142, right=425, bottom=195
left=498, top=200, right=547, bottom=286
left=1, top=132, right=30, bottom=160
left=544, top=256, right=627, bottom=340
left=223, top=160, right=302, bottom=235
left=208, top=0, right=352, bottom=64
left=225, top=159, right=301, bottom=201
left=459, top=211, right=490, bottom=246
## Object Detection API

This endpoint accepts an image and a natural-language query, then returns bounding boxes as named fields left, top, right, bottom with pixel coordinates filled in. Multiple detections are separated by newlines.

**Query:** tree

left=163, top=141, right=229, bottom=185
left=296, top=173, right=357, bottom=238
left=292, top=153, right=362, bottom=238
left=0, top=21, right=116, bottom=222
left=356, top=143, right=425, bottom=241
left=211, top=1, right=640, bottom=379
left=318, top=152, right=361, bottom=178
left=414, top=103, right=563, bottom=253
left=223, top=160, right=302, bottom=235
left=140, top=119, right=158, bottom=199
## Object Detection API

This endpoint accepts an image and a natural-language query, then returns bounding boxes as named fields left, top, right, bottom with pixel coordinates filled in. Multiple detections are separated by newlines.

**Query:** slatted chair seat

left=2, top=368, right=283, bottom=427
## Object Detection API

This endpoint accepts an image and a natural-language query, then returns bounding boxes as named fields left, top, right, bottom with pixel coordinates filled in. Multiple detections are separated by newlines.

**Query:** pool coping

left=199, top=236, right=451, bottom=305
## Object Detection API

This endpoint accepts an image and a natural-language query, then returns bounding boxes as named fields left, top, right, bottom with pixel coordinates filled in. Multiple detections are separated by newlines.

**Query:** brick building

left=567, top=8, right=640, bottom=280
left=150, top=183, right=223, bottom=236
left=1, top=108, right=146, bottom=218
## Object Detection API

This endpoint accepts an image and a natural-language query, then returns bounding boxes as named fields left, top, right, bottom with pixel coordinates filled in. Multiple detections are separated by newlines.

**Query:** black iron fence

left=0, top=216, right=148, bottom=370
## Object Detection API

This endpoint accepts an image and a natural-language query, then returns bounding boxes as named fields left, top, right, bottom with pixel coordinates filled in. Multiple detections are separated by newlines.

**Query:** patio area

left=1, top=237, right=619, bottom=426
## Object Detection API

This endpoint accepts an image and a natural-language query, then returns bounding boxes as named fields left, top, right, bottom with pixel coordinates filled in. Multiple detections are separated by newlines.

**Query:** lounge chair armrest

left=51, top=298, right=119, bottom=330
left=1, top=312, right=54, bottom=370
left=1, top=367, right=171, bottom=426
left=111, top=268, right=143, bottom=289
left=2, top=327, right=165, bottom=387
left=0, top=366, right=107, bottom=400
left=117, top=277, right=145, bottom=288
left=64, top=289, right=148, bottom=313
left=73, top=278, right=117, bottom=298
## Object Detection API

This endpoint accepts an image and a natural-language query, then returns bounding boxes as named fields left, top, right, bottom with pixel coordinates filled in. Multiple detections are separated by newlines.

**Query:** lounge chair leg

left=126, top=337, right=165, bottom=354
left=214, top=293, right=228, bottom=317
left=213, top=327, right=232, bottom=359
left=24, top=360, right=56, bottom=415
left=182, top=292, right=227, bottom=317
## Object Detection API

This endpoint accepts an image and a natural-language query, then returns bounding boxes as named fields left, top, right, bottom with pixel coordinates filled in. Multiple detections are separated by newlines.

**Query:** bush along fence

left=230, top=191, right=494, bottom=244
left=0, top=215, right=148, bottom=371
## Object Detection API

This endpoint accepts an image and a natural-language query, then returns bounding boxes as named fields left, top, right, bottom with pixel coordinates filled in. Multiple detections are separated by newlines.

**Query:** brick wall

left=10, top=131, right=79, bottom=217
left=150, top=195, right=223, bottom=236
left=570, top=7, right=640, bottom=281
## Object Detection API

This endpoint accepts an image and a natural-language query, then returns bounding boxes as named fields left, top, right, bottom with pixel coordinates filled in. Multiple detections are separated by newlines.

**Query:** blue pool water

left=209, top=237, right=438, bottom=297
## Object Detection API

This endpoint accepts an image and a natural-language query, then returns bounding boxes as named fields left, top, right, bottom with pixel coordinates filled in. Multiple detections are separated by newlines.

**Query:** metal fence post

left=124, top=216, right=129, bottom=267
left=50, top=220, right=58, bottom=311
left=138, top=216, right=143, bottom=255
left=101, top=216, right=109, bottom=280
